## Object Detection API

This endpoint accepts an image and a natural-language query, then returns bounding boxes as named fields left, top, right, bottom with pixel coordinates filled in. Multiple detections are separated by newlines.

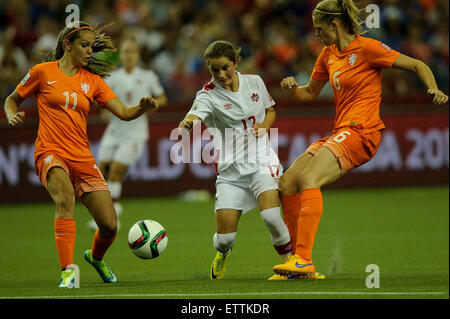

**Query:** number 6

left=333, top=131, right=351, bottom=143
left=333, top=71, right=341, bottom=90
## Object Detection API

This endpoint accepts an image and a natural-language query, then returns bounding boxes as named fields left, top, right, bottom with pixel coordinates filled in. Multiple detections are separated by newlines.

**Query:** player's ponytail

left=204, top=40, right=241, bottom=66
left=313, top=0, right=365, bottom=35
left=45, top=21, right=116, bottom=77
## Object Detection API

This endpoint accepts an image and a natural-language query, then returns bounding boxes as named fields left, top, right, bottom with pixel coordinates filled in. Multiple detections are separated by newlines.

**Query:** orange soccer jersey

left=16, top=61, right=116, bottom=161
left=312, top=35, right=400, bottom=133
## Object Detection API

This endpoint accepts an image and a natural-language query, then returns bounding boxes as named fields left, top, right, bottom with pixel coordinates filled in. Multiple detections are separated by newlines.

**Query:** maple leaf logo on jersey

left=251, top=93, right=259, bottom=102
left=348, top=53, right=357, bottom=66
left=203, top=82, right=215, bottom=91
left=81, top=83, right=90, bottom=94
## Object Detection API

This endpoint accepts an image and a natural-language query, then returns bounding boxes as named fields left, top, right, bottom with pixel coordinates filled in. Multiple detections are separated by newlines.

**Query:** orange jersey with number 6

left=312, top=35, right=400, bottom=133
left=16, top=61, right=116, bottom=161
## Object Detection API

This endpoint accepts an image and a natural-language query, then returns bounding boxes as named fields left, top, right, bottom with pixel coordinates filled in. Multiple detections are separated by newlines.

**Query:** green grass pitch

left=0, top=186, right=448, bottom=299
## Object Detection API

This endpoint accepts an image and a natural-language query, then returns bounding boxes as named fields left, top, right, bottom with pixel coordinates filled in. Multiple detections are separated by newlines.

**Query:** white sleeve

left=147, top=70, right=165, bottom=97
left=187, top=90, right=213, bottom=121
left=257, top=75, right=275, bottom=109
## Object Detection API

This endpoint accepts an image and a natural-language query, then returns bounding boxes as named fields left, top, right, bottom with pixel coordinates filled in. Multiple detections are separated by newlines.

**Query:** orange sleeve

left=16, top=65, right=41, bottom=99
left=364, top=39, right=400, bottom=69
left=93, top=75, right=117, bottom=107
left=311, top=47, right=329, bottom=81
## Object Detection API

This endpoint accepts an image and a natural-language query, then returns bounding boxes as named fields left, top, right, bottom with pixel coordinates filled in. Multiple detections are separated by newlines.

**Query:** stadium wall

left=0, top=112, right=448, bottom=203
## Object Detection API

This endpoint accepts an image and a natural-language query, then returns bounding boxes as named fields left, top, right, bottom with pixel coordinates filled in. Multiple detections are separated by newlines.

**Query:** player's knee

left=298, top=172, right=321, bottom=190
left=54, top=191, right=75, bottom=217
left=279, top=174, right=299, bottom=195
left=213, top=232, right=236, bottom=253
left=98, top=219, right=117, bottom=238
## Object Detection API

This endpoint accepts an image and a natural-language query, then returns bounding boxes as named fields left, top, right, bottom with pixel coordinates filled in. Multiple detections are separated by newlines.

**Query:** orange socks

left=92, top=230, right=116, bottom=261
left=54, top=218, right=76, bottom=270
left=296, top=188, right=323, bottom=262
left=54, top=219, right=116, bottom=267
left=280, top=193, right=301, bottom=253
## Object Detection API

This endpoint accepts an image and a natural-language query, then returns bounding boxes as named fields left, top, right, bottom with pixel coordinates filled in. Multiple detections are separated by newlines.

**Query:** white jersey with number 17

left=188, top=71, right=279, bottom=179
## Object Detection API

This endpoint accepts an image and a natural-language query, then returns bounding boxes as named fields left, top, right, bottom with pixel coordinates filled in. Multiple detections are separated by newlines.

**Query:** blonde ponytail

left=45, top=21, right=117, bottom=77
left=313, top=0, right=365, bottom=35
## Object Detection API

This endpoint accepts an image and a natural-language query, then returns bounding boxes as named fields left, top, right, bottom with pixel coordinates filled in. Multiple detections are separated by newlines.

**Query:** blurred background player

left=178, top=40, right=292, bottom=280
left=3, top=21, right=158, bottom=287
left=87, top=36, right=167, bottom=232
left=272, top=0, right=449, bottom=279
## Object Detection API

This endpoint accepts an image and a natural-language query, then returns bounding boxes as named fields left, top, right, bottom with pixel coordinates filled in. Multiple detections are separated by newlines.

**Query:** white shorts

left=97, top=137, right=146, bottom=166
left=214, top=164, right=283, bottom=214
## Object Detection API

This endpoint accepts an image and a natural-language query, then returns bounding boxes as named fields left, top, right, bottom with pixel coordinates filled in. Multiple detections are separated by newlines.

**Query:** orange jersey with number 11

left=16, top=61, right=116, bottom=161
left=312, top=35, right=400, bottom=133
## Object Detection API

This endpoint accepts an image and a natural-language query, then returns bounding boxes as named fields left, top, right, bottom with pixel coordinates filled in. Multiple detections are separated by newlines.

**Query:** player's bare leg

left=87, top=161, right=127, bottom=232
left=82, top=191, right=117, bottom=239
left=277, top=152, right=313, bottom=256
left=278, top=151, right=314, bottom=197
left=258, top=190, right=292, bottom=261
left=47, top=167, right=77, bottom=287
left=273, top=147, right=341, bottom=278
left=82, top=191, right=118, bottom=283
left=47, top=167, right=76, bottom=218
left=297, top=147, right=341, bottom=191
left=210, top=209, right=241, bottom=280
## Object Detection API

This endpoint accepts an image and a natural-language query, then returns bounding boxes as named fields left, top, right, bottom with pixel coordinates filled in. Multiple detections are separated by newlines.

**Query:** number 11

left=63, top=91, right=77, bottom=110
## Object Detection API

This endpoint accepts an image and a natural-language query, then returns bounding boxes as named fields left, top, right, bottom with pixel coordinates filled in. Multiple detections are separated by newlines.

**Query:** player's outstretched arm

left=4, top=89, right=25, bottom=126
left=280, top=77, right=327, bottom=103
left=392, top=54, right=449, bottom=105
left=104, top=96, right=158, bottom=121
left=178, top=114, right=201, bottom=133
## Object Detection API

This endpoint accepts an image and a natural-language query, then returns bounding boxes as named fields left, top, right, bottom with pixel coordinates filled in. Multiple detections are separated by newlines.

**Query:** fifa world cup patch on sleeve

left=21, top=72, right=30, bottom=86
left=191, top=103, right=198, bottom=110
left=348, top=53, right=357, bottom=66
left=44, top=154, right=54, bottom=164
left=379, top=42, right=392, bottom=51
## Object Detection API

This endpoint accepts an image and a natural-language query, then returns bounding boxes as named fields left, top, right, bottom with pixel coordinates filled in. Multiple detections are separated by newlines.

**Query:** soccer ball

left=128, top=220, right=168, bottom=259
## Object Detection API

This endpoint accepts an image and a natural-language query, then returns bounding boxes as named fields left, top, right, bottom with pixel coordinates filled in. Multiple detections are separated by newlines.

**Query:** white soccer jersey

left=103, top=67, right=164, bottom=141
left=188, top=72, right=278, bottom=179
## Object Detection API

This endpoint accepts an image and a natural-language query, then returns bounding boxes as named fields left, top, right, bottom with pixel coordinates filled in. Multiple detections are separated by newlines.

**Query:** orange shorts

left=35, top=151, right=109, bottom=199
left=307, top=126, right=382, bottom=174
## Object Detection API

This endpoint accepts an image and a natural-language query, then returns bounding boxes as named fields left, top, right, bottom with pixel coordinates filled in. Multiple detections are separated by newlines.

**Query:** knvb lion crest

left=81, top=82, right=90, bottom=94
left=348, top=53, right=357, bottom=67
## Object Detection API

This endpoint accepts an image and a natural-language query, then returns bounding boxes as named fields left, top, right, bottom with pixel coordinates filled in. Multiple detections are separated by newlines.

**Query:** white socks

left=260, top=207, right=292, bottom=258
left=107, top=181, right=122, bottom=200
left=212, top=208, right=292, bottom=259
left=213, top=232, right=236, bottom=255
